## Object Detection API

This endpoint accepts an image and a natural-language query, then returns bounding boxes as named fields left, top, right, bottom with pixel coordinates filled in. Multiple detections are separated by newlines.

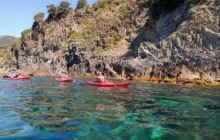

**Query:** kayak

left=86, top=81, right=131, bottom=87
left=56, top=78, right=73, bottom=83
left=7, top=75, right=31, bottom=80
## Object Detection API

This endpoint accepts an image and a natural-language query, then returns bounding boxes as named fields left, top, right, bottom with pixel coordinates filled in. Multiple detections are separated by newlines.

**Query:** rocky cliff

left=0, top=36, right=17, bottom=69
left=4, top=0, right=220, bottom=84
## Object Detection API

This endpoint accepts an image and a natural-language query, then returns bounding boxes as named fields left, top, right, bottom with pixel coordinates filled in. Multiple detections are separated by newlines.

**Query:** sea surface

left=0, top=77, right=220, bottom=140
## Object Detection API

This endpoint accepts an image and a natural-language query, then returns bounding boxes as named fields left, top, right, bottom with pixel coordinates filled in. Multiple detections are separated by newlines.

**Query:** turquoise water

left=0, top=77, right=220, bottom=140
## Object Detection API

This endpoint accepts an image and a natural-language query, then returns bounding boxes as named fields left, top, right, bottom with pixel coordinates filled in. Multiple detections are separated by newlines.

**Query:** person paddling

left=58, top=72, right=71, bottom=80
left=97, top=72, right=106, bottom=83
left=5, top=69, right=16, bottom=78
left=14, top=70, right=23, bottom=78
left=6, top=70, right=13, bottom=78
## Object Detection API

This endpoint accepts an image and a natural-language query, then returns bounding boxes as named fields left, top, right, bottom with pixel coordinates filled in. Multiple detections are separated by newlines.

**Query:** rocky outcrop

left=133, top=0, right=220, bottom=82
left=4, top=0, right=220, bottom=84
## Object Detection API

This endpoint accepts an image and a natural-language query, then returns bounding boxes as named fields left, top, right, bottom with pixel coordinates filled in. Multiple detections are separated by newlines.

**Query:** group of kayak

left=3, top=71, right=131, bottom=87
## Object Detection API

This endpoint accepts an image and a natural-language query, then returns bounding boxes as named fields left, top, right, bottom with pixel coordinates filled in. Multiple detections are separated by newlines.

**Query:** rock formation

left=3, top=0, right=220, bottom=84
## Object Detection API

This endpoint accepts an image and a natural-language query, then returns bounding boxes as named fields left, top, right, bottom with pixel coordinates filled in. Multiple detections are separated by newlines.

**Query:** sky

left=0, top=0, right=97, bottom=37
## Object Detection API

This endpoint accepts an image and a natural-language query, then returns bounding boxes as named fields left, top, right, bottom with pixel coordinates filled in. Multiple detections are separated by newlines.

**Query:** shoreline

left=134, top=76, right=220, bottom=87
left=1, top=71, right=220, bottom=87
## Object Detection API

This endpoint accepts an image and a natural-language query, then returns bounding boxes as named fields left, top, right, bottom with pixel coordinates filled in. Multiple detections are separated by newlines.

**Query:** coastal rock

left=2, top=0, right=220, bottom=84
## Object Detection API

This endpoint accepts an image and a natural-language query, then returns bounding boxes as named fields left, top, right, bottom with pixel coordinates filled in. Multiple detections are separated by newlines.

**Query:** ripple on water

left=0, top=77, right=220, bottom=139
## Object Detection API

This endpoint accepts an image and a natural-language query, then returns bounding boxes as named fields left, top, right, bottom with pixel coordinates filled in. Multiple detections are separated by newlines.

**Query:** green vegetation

left=83, top=21, right=96, bottom=31
left=46, top=1, right=72, bottom=21
left=58, top=1, right=71, bottom=12
left=76, top=0, right=87, bottom=9
left=47, top=4, right=57, bottom=20
left=0, top=43, right=13, bottom=66
left=68, top=30, right=81, bottom=39
left=96, top=7, right=105, bottom=16
left=106, top=33, right=124, bottom=48
left=106, top=37, right=115, bottom=48
left=93, top=0, right=106, bottom=10
left=189, top=7, right=197, bottom=15
left=32, top=12, right=45, bottom=29
left=92, top=0, right=119, bottom=17
left=57, top=1, right=72, bottom=18
left=21, top=29, right=32, bottom=38
left=0, top=39, right=21, bottom=68
left=34, top=12, right=45, bottom=23
left=82, top=21, right=99, bottom=44
left=123, top=10, right=131, bottom=18
left=21, top=29, right=33, bottom=45
left=93, top=0, right=119, bottom=11
left=114, top=33, right=124, bottom=42
left=21, top=29, right=33, bottom=39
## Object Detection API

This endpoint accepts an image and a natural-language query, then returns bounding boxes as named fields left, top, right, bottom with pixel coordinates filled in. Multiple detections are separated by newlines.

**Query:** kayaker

left=7, top=69, right=17, bottom=78
left=5, top=73, right=12, bottom=78
left=14, top=69, right=23, bottom=78
left=58, top=72, right=71, bottom=80
left=6, top=70, right=13, bottom=78
left=97, top=72, right=106, bottom=83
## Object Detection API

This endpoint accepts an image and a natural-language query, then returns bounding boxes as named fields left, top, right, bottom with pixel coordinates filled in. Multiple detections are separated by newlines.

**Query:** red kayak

left=86, top=81, right=131, bottom=87
left=56, top=78, right=73, bottom=83
left=8, top=75, right=31, bottom=80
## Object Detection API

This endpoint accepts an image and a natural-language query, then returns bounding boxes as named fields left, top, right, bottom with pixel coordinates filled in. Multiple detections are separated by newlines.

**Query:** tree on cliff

left=57, top=1, right=72, bottom=18
left=34, top=12, right=45, bottom=23
left=46, top=1, right=72, bottom=21
left=76, top=0, right=87, bottom=9
left=58, top=1, right=71, bottom=13
left=21, top=29, right=32, bottom=45
left=32, top=12, right=44, bottom=29
left=47, top=4, right=57, bottom=21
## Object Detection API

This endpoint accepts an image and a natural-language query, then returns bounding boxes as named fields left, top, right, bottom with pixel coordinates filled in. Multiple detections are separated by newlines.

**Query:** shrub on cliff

left=46, top=1, right=72, bottom=21
left=76, top=0, right=87, bottom=9
left=0, top=44, right=13, bottom=66
left=32, top=12, right=45, bottom=29
left=92, top=0, right=115, bottom=17
left=68, top=30, right=81, bottom=39
left=47, top=4, right=57, bottom=21
left=34, top=12, right=45, bottom=23
left=21, top=29, right=32, bottom=45
left=21, top=29, right=32, bottom=37
left=58, top=1, right=71, bottom=13
left=93, top=0, right=106, bottom=11
left=57, top=1, right=72, bottom=18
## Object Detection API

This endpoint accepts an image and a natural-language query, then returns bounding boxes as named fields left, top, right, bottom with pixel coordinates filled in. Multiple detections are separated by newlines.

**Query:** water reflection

left=0, top=78, right=220, bottom=139
left=15, top=78, right=133, bottom=136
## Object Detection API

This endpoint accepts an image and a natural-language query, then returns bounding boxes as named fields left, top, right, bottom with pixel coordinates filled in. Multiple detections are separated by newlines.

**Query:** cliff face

left=133, top=0, right=220, bottom=82
left=5, top=0, right=220, bottom=82
left=0, top=36, right=17, bottom=69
